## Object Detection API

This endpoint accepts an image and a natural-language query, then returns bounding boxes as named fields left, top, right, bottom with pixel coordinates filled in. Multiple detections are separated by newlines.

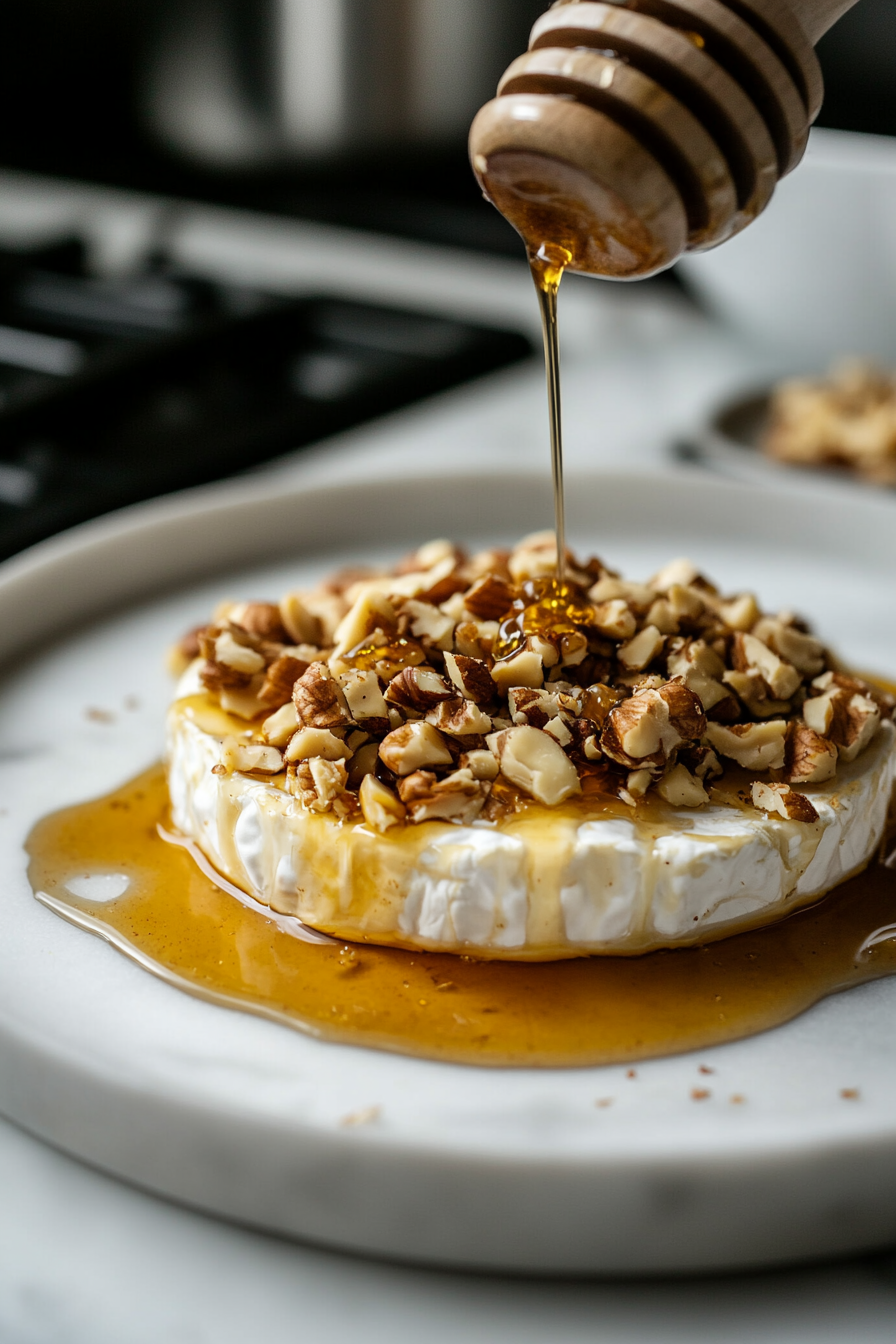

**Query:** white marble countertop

left=2, top=173, right=895, bottom=1340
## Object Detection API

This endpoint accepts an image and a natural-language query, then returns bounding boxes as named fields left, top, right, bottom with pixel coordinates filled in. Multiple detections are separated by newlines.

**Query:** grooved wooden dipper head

left=469, top=0, right=854, bottom=279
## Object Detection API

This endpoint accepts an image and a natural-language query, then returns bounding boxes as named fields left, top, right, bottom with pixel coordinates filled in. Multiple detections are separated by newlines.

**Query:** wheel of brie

left=167, top=533, right=896, bottom=959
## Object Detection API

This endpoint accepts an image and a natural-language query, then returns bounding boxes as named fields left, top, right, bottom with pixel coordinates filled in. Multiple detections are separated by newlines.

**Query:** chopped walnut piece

left=337, top=669, right=389, bottom=725
left=285, top=727, right=351, bottom=762
left=783, top=721, right=837, bottom=783
left=359, top=774, right=406, bottom=832
left=464, top=573, right=516, bottom=620
left=618, top=625, right=664, bottom=672
left=580, top=683, right=623, bottom=729
left=293, top=661, right=351, bottom=730
left=379, top=721, right=453, bottom=775
left=751, top=781, right=819, bottom=823
left=443, top=652, right=495, bottom=705
left=601, top=683, right=705, bottom=769
left=454, top=619, right=499, bottom=660
left=425, top=696, right=493, bottom=736
left=397, top=767, right=489, bottom=824
left=508, top=687, right=566, bottom=729
left=644, top=598, right=678, bottom=636
left=591, top=599, right=636, bottom=641
left=221, top=741, right=284, bottom=775
left=667, top=638, right=729, bottom=710
left=229, top=601, right=288, bottom=642
left=507, top=530, right=558, bottom=583
left=657, top=764, right=708, bottom=808
left=399, top=598, right=454, bottom=650
left=331, top=589, right=397, bottom=660
left=385, top=666, right=454, bottom=712
left=279, top=593, right=324, bottom=646
left=487, top=725, right=581, bottom=806
left=262, top=700, right=300, bottom=747
left=459, top=749, right=499, bottom=781
left=296, top=590, right=346, bottom=645
left=490, top=647, right=544, bottom=692
left=752, top=617, right=825, bottom=677
left=705, top=720, right=787, bottom=770
left=804, top=684, right=881, bottom=760
left=732, top=632, right=801, bottom=700
left=838, top=693, right=881, bottom=762
left=213, top=630, right=266, bottom=676
left=717, top=593, right=760, bottom=632
left=650, top=558, right=700, bottom=592
left=260, top=654, right=308, bottom=707
left=722, top=667, right=791, bottom=719
left=588, top=576, right=655, bottom=612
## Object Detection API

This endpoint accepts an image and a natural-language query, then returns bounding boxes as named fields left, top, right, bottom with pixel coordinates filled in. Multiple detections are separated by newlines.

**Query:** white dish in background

left=3, top=469, right=896, bottom=1276
left=678, top=128, right=896, bottom=365
left=683, top=383, right=896, bottom=498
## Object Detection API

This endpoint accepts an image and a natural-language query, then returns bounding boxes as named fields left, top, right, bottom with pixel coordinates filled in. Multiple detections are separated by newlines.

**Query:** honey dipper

left=469, top=0, right=861, bottom=279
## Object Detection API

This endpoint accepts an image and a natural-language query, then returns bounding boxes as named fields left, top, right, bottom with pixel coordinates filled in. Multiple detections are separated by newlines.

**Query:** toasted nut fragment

left=667, top=638, right=728, bottom=710
left=650, top=558, right=700, bottom=592
left=717, top=593, right=760, bottom=632
left=558, top=630, right=589, bottom=666
left=508, top=687, right=565, bottom=729
left=332, top=590, right=397, bottom=659
left=490, top=647, right=544, bottom=691
left=301, top=591, right=348, bottom=645
left=617, top=625, right=664, bottom=671
left=751, top=781, right=819, bottom=823
left=359, top=774, right=406, bottom=832
left=544, top=716, right=573, bottom=747
left=839, top=693, right=881, bottom=762
left=397, top=767, right=489, bottom=824
left=732, top=633, right=801, bottom=700
left=399, top=598, right=454, bottom=650
left=783, top=721, right=837, bottom=783
left=459, top=749, right=499, bottom=781
left=293, top=661, right=351, bottom=730
left=657, top=764, right=708, bottom=808
left=813, top=670, right=895, bottom=712
left=262, top=700, right=300, bottom=747
left=443, top=652, right=495, bottom=705
left=346, top=741, right=380, bottom=788
left=379, top=721, right=453, bottom=775
left=591, top=599, right=636, bottom=641
left=279, top=592, right=324, bottom=646
left=464, top=573, right=516, bottom=620
left=487, top=725, right=581, bottom=806
left=229, top=601, right=288, bottom=642
left=337, top=668, right=389, bottom=722
left=667, top=584, right=705, bottom=622
left=644, top=599, right=678, bottom=636
left=588, top=576, right=655, bottom=612
left=385, top=666, right=454, bottom=711
left=221, top=741, right=284, bottom=774
left=601, top=683, right=706, bottom=768
left=285, top=727, right=351, bottom=763
left=508, top=530, right=558, bottom=583
left=260, top=654, right=309, bottom=707
left=623, top=768, right=654, bottom=802
left=214, top=630, right=265, bottom=675
left=426, top=696, right=493, bottom=736
left=705, top=720, right=787, bottom=770
left=723, top=668, right=791, bottom=719
left=753, top=617, right=825, bottom=676
left=454, top=619, right=499, bottom=659
left=305, top=757, right=349, bottom=810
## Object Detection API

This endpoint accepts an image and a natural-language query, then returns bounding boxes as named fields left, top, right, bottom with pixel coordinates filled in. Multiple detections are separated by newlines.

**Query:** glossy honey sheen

left=27, top=763, right=896, bottom=1068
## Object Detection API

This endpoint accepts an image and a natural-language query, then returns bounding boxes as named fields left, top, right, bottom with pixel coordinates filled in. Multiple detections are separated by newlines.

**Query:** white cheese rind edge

left=166, top=683, right=896, bottom=956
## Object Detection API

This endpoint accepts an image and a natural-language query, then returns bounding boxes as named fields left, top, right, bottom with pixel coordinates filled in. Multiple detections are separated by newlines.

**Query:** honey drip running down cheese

left=27, top=764, right=896, bottom=1069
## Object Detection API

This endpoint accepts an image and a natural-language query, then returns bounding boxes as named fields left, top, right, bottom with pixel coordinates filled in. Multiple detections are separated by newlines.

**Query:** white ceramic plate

left=3, top=469, right=896, bottom=1276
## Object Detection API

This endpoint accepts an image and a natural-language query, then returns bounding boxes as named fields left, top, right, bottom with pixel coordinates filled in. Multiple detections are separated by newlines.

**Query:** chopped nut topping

left=293, top=662, right=351, bottom=731
left=487, top=725, right=581, bottom=806
left=177, top=534, right=886, bottom=828
left=378, top=721, right=453, bottom=776
left=751, top=781, right=819, bottom=823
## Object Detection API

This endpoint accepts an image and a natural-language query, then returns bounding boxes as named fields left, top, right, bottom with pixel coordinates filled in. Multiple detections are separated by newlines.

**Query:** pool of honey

left=26, top=763, right=896, bottom=1068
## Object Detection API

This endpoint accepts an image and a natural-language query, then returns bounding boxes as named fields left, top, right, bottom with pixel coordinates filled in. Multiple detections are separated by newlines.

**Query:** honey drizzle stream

left=27, top=763, right=896, bottom=1069
left=530, top=243, right=571, bottom=583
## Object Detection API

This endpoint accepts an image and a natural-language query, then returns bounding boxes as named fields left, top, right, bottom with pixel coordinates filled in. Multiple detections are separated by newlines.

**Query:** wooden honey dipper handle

left=469, top=0, right=862, bottom=280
